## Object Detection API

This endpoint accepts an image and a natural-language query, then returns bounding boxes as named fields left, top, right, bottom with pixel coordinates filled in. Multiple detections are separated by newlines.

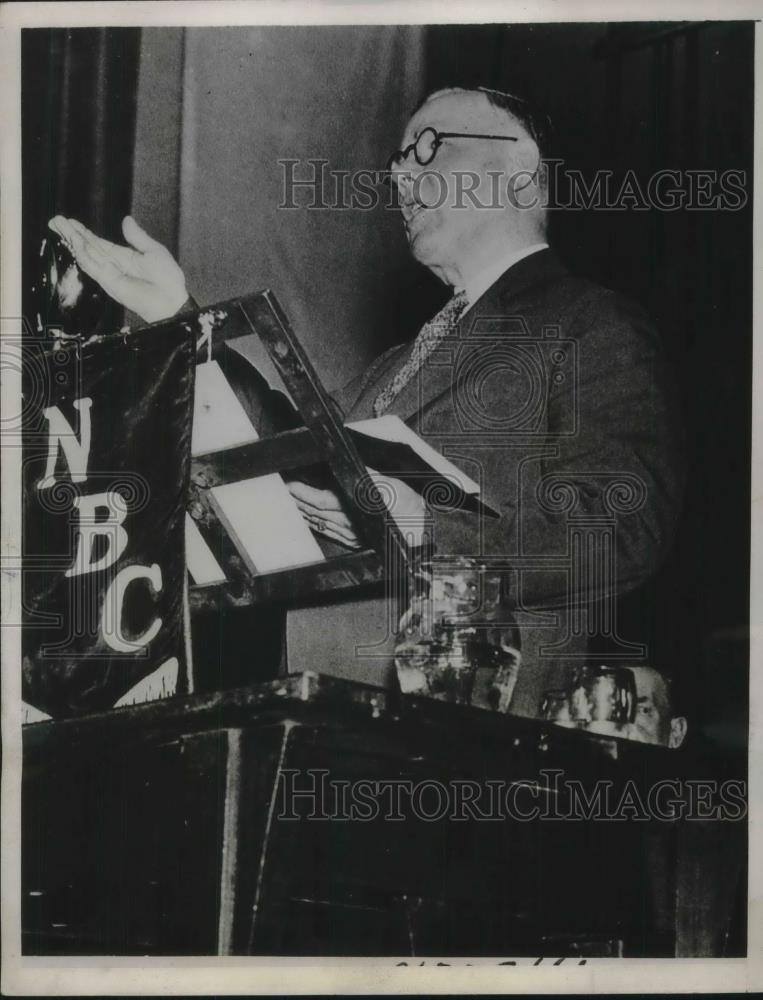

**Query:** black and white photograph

left=1, top=1, right=760, bottom=992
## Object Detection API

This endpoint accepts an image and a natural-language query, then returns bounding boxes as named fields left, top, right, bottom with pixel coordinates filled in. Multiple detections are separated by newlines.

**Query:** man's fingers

left=61, top=233, right=135, bottom=302
left=64, top=218, right=117, bottom=258
left=68, top=233, right=121, bottom=282
left=70, top=228, right=111, bottom=267
left=318, top=524, right=362, bottom=549
left=288, top=481, right=341, bottom=510
left=290, top=494, right=359, bottom=546
left=57, top=227, right=106, bottom=275
left=76, top=255, right=131, bottom=301
left=68, top=219, right=138, bottom=270
left=122, top=215, right=164, bottom=255
left=293, top=498, right=354, bottom=533
left=306, top=514, right=360, bottom=548
left=49, top=217, right=135, bottom=273
left=67, top=217, right=106, bottom=246
left=49, top=215, right=151, bottom=274
left=47, top=215, right=181, bottom=322
left=48, top=216, right=79, bottom=248
left=293, top=498, right=353, bottom=532
left=67, top=219, right=131, bottom=268
left=288, top=481, right=363, bottom=547
left=287, top=481, right=345, bottom=512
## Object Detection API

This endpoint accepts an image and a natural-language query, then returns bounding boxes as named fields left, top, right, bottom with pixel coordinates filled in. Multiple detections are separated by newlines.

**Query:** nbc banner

left=21, top=322, right=194, bottom=719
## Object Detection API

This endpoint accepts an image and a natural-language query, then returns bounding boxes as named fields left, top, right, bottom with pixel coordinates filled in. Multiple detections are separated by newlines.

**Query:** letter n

left=37, top=397, right=93, bottom=490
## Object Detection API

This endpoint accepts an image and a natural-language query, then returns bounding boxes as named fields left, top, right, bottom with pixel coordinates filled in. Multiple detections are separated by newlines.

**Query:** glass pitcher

left=393, top=556, right=521, bottom=711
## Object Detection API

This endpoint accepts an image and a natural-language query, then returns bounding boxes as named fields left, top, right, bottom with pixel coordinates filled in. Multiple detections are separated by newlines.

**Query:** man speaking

left=49, top=86, right=684, bottom=716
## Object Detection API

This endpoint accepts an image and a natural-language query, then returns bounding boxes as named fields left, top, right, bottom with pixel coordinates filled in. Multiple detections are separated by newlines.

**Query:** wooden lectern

left=20, top=294, right=746, bottom=958
left=181, top=289, right=411, bottom=614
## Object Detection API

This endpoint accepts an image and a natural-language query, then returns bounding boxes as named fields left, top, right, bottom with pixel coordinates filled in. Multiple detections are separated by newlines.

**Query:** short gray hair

left=417, top=85, right=552, bottom=157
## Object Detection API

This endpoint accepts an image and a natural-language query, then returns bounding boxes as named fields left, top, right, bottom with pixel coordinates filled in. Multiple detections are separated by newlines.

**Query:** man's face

left=390, top=92, right=521, bottom=272
left=628, top=667, right=687, bottom=748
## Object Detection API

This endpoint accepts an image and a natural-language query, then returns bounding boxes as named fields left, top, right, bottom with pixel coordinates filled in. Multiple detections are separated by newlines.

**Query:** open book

left=187, top=357, right=499, bottom=584
left=345, top=417, right=499, bottom=520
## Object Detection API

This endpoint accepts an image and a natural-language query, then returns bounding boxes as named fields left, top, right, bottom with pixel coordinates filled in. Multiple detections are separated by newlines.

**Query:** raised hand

left=47, top=215, right=189, bottom=323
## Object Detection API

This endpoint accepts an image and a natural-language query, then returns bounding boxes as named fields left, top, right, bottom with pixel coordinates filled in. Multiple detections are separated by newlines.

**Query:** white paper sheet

left=191, top=359, right=261, bottom=456
left=185, top=514, right=227, bottom=586
left=209, top=475, right=326, bottom=574
left=348, top=415, right=482, bottom=495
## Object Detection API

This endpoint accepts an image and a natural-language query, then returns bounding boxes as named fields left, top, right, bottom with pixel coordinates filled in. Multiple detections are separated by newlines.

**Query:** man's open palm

left=47, top=215, right=189, bottom=324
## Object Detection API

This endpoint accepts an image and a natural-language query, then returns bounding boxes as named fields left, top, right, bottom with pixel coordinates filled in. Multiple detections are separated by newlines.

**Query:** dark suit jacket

left=259, top=249, right=685, bottom=716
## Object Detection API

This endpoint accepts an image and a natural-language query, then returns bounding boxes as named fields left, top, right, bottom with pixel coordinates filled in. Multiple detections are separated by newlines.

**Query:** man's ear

left=669, top=716, right=688, bottom=749
left=506, top=137, right=541, bottom=207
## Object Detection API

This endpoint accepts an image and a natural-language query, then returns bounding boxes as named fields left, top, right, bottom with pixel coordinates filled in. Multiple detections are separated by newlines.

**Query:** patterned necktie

left=373, top=290, right=469, bottom=417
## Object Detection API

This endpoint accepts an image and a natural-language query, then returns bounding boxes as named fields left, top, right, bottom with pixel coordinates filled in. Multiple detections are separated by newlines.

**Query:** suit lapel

left=386, top=248, right=568, bottom=422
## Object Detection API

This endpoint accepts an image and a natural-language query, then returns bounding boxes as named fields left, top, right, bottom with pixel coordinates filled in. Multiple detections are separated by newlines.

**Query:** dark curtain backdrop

left=423, top=21, right=753, bottom=747
left=21, top=28, right=141, bottom=332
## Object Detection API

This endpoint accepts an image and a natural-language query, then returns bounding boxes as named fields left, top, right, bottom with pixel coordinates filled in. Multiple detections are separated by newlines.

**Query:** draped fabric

left=21, top=325, right=194, bottom=718
left=21, top=27, right=141, bottom=334
left=21, top=28, right=163, bottom=718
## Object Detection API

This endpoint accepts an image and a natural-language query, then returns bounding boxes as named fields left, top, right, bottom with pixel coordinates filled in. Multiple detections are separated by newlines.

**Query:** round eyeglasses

left=385, top=126, right=519, bottom=178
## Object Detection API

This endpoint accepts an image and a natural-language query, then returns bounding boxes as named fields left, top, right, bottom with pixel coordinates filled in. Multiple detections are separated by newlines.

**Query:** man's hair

left=633, top=664, right=686, bottom=722
left=414, top=85, right=552, bottom=234
left=416, top=85, right=553, bottom=158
